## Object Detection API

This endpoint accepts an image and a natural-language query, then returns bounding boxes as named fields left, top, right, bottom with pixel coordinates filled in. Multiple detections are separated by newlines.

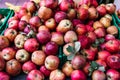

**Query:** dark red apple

left=75, top=24, right=87, bottom=35
left=0, top=72, right=10, bottom=80
left=83, top=62, right=90, bottom=75
left=40, top=65, right=51, bottom=77
left=86, top=31, right=96, bottom=43
left=72, top=19, right=83, bottom=27
left=77, top=8, right=88, bottom=20
left=97, top=6, right=107, bottom=16
left=18, top=20, right=28, bottom=31
left=45, top=0, right=58, bottom=9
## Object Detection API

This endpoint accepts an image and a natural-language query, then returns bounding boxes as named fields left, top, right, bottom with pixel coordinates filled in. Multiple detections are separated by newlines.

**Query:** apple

left=71, top=55, right=86, bottom=69
left=8, top=16, right=19, bottom=23
left=80, top=4, right=89, bottom=9
left=44, top=41, right=58, bottom=55
left=18, top=20, right=28, bottom=31
left=63, top=43, right=74, bottom=56
left=54, top=11, right=67, bottom=23
left=38, top=25, right=49, bottom=32
left=93, top=21, right=104, bottom=29
left=92, top=70, right=106, bottom=80
left=88, top=7, right=98, bottom=20
left=56, top=19, right=73, bottom=33
left=75, top=24, right=87, bottom=35
left=71, top=70, right=86, bottom=80
left=86, top=25, right=94, bottom=32
left=106, top=69, right=120, bottom=80
left=0, top=36, right=9, bottom=50
left=51, top=32, right=64, bottom=45
left=94, top=28, right=106, bottom=38
left=39, top=0, right=46, bottom=7
left=79, top=0, right=92, bottom=7
left=64, top=30, right=77, bottom=43
left=20, top=14, right=31, bottom=23
left=96, top=59, right=107, bottom=69
left=105, top=34, right=115, bottom=41
left=37, top=30, right=51, bottom=44
left=72, top=19, right=83, bottom=27
left=62, top=61, right=74, bottom=77
left=45, top=0, right=58, bottom=9
left=100, top=17, right=111, bottom=28
left=31, top=50, right=46, bottom=66
left=8, top=20, right=19, bottom=30
left=26, top=1, right=37, bottom=13
left=97, top=5, right=107, bottom=16
left=83, top=62, right=90, bottom=75
left=6, top=59, right=21, bottom=76
left=1, top=47, right=16, bottom=61
left=22, top=61, right=37, bottom=74
left=98, top=50, right=111, bottom=61
left=67, top=8, right=76, bottom=20
left=86, top=31, right=96, bottom=43
left=29, top=16, right=42, bottom=28
left=24, top=25, right=37, bottom=34
left=27, top=70, right=44, bottom=80
left=40, top=65, right=51, bottom=77
left=107, top=55, right=120, bottom=69
left=50, top=69, right=65, bottom=80
left=77, top=7, right=88, bottom=20
left=14, top=34, right=27, bottom=49
left=0, top=56, right=5, bottom=71
left=4, top=28, right=17, bottom=42
left=38, top=6, right=52, bottom=20
left=0, top=72, right=10, bottom=80
left=104, top=14, right=112, bottom=21
left=92, top=0, right=98, bottom=7
left=45, top=18, right=56, bottom=30
left=105, top=39, right=119, bottom=53
left=18, top=8, right=28, bottom=18
left=15, top=49, right=30, bottom=63
left=106, top=25, right=118, bottom=35
left=45, top=55, right=60, bottom=70
left=24, top=38, right=39, bottom=53
left=106, top=3, right=116, bottom=14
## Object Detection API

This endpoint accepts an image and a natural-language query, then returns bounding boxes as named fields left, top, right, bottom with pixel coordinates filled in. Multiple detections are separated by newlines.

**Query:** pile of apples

left=0, top=0, right=120, bottom=80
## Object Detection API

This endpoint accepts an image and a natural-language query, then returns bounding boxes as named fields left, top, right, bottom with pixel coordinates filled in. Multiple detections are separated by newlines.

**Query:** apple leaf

left=67, top=53, right=75, bottom=60
left=98, top=66, right=105, bottom=72
left=74, top=41, right=81, bottom=53
left=66, top=45, right=75, bottom=53
left=98, top=38, right=105, bottom=44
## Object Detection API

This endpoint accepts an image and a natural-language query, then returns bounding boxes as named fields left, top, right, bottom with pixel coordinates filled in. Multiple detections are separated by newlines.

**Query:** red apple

left=31, top=50, right=46, bottom=66
left=91, top=0, right=98, bottom=7
left=71, top=55, right=86, bottom=69
left=50, top=69, right=65, bottom=80
left=54, top=11, right=67, bottom=23
left=75, top=24, right=87, bottom=35
left=8, top=20, right=19, bottom=30
left=106, top=3, right=116, bottom=14
left=56, top=19, right=73, bottom=33
left=67, top=8, right=76, bottom=20
left=22, top=61, right=37, bottom=74
left=39, top=0, right=46, bottom=7
left=37, top=30, right=51, bottom=44
left=40, top=65, right=51, bottom=77
left=98, top=50, right=111, bottom=61
left=45, top=18, right=56, bottom=30
left=106, top=69, right=120, bottom=80
left=77, top=8, right=88, bottom=20
left=27, top=70, right=44, bottom=80
left=88, top=7, right=98, bottom=20
left=8, top=16, right=19, bottom=23
left=92, top=70, right=106, bottom=80
left=94, top=28, right=106, bottom=38
left=79, top=0, right=92, bottom=6
left=97, top=6, right=107, bottom=16
left=45, top=0, right=58, bottom=9
left=6, top=59, right=21, bottom=76
left=26, top=1, right=37, bottom=13
left=24, top=38, right=39, bottom=53
left=107, top=55, right=120, bottom=69
left=0, top=72, right=10, bottom=80
left=64, top=30, right=77, bottom=43
left=62, top=61, right=74, bottom=77
left=106, top=25, right=118, bottom=35
left=15, top=49, right=30, bottom=63
left=105, top=34, right=115, bottom=41
left=86, top=25, right=94, bottom=32
left=0, top=56, right=5, bottom=71
left=86, top=31, right=96, bottom=43
left=24, top=25, right=37, bottom=34
left=83, top=62, right=90, bottom=75
left=45, top=55, right=60, bottom=70
left=20, top=14, right=31, bottom=23
left=18, top=20, right=28, bottom=31
left=71, top=70, right=86, bottom=80
left=72, top=19, right=83, bottom=27
left=18, top=8, right=28, bottom=18
left=96, top=59, right=107, bottom=69
left=2, top=47, right=16, bottom=61
left=105, top=39, right=119, bottom=53
left=38, top=25, right=49, bottom=32
left=4, top=28, right=17, bottom=42
left=51, top=32, right=64, bottom=45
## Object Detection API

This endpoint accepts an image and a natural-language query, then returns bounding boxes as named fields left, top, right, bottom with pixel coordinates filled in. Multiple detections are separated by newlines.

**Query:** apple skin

left=45, top=18, right=56, bottom=30
left=26, top=1, right=37, bottom=13
left=18, top=8, right=28, bottom=18
left=71, top=70, right=86, bottom=80
left=0, top=56, right=5, bottom=71
left=22, top=61, right=37, bottom=74
left=38, top=25, right=49, bottom=32
left=8, top=20, right=19, bottom=30
left=18, top=20, right=27, bottom=31
left=67, top=8, right=76, bottom=20
left=24, top=38, right=39, bottom=53
left=27, top=70, right=44, bottom=80
left=0, top=72, right=10, bottom=80
left=93, top=21, right=104, bottom=29
left=96, top=59, right=107, bottom=69
left=77, top=8, right=88, bottom=20
left=86, top=31, right=96, bottom=43
left=31, top=50, right=46, bottom=66
left=94, top=28, right=106, bottom=38
left=1, top=47, right=16, bottom=61
left=97, top=5, right=107, bottom=16
left=39, top=65, right=51, bottom=77
left=20, top=14, right=31, bottom=23
left=92, top=70, right=106, bottom=80
left=50, top=69, right=66, bottom=80
left=106, top=3, right=116, bottom=14
left=4, top=28, right=17, bottom=42
left=64, top=30, right=78, bottom=43
left=0, top=36, right=9, bottom=50
left=71, top=55, right=86, bottom=69
left=100, top=17, right=111, bottom=28
left=106, top=26, right=118, bottom=35
left=15, top=49, right=30, bottom=63
left=6, top=59, right=22, bottom=76
left=105, top=34, right=115, bottom=41
left=88, top=7, right=98, bottom=20
left=83, top=62, right=90, bottom=75
left=75, top=24, right=87, bottom=35
left=45, top=0, right=58, bottom=9
left=106, top=69, right=120, bottom=80
left=45, top=55, right=60, bottom=70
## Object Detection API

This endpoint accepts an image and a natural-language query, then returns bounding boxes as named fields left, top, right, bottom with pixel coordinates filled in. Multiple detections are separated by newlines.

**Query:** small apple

left=45, top=18, right=56, bottom=30
left=105, top=34, right=115, bottom=41
left=20, top=14, right=31, bottom=23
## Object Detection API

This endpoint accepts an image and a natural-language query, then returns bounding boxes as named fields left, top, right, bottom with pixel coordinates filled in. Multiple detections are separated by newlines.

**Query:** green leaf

left=66, top=45, right=75, bottom=53
left=98, top=38, right=105, bottom=43
left=67, top=53, right=75, bottom=60
left=98, top=66, right=105, bottom=72
left=74, top=41, right=81, bottom=53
